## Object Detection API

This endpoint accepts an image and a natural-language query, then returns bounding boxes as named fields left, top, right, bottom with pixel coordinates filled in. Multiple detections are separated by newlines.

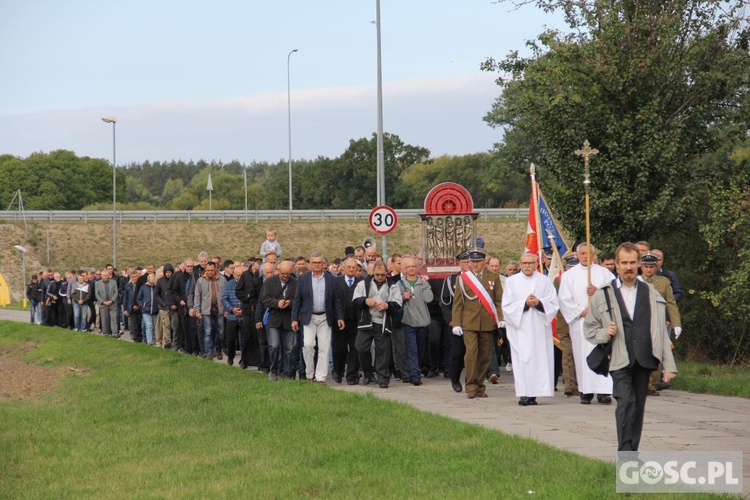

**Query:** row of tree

left=0, top=133, right=531, bottom=211
left=481, top=0, right=750, bottom=362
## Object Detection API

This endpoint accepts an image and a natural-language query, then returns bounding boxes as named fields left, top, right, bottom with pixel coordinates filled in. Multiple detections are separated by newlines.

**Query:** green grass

left=0, top=322, right=725, bottom=499
left=1, top=302, right=28, bottom=311
left=670, top=359, right=750, bottom=398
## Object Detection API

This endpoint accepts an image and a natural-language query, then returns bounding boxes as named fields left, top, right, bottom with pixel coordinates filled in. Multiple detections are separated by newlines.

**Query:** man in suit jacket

left=259, top=260, right=297, bottom=380
left=292, top=252, right=345, bottom=384
left=451, top=250, right=504, bottom=399
left=332, top=258, right=362, bottom=384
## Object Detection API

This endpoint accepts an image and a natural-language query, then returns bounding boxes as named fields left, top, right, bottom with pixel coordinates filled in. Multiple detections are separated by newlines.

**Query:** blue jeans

left=30, top=301, right=40, bottom=324
left=267, top=327, right=296, bottom=377
left=202, top=307, right=224, bottom=355
left=403, top=324, right=428, bottom=381
left=73, top=302, right=88, bottom=332
left=142, top=313, right=157, bottom=345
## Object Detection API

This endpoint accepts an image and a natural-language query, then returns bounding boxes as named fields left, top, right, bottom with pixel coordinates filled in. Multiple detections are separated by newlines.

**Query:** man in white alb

left=502, top=252, right=560, bottom=406
left=558, top=243, right=616, bottom=404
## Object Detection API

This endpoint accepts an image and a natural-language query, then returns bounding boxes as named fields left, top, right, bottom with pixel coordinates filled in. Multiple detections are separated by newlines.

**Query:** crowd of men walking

left=24, top=229, right=682, bottom=451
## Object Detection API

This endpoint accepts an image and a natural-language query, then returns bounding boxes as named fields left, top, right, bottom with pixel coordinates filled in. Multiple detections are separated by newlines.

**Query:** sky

left=0, top=1, right=565, bottom=165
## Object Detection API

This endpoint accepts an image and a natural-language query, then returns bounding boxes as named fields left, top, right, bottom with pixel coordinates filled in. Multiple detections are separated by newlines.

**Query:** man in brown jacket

left=451, top=251, right=504, bottom=399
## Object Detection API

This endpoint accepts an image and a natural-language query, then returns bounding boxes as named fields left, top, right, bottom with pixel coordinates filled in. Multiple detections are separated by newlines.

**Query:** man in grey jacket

left=95, top=270, right=119, bottom=337
left=398, top=255, right=433, bottom=386
left=584, top=242, right=677, bottom=452
left=192, top=262, right=226, bottom=359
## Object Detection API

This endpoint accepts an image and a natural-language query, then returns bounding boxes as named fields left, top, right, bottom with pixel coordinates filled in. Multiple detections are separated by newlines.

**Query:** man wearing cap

left=451, top=250, right=504, bottom=399
left=558, top=243, right=616, bottom=404
left=639, top=253, right=681, bottom=395
left=441, top=251, right=471, bottom=392
left=502, top=252, right=560, bottom=405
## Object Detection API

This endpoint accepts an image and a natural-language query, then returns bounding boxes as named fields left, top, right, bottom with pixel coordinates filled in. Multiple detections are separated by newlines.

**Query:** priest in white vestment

left=558, top=243, right=616, bottom=403
left=502, top=253, right=560, bottom=405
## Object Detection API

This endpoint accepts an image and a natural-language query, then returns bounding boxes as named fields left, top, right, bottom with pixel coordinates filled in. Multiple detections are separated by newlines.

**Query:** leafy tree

left=331, top=133, right=430, bottom=209
left=482, top=0, right=750, bottom=247
left=482, top=0, right=750, bottom=361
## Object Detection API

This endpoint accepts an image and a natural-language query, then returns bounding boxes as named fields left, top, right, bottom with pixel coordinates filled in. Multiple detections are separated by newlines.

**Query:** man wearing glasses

left=353, top=262, right=403, bottom=388
left=292, top=253, right=345, bottom=384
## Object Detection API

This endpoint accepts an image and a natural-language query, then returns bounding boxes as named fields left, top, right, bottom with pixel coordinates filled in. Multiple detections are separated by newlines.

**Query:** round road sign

left=369, top=205, right=398, bottom=235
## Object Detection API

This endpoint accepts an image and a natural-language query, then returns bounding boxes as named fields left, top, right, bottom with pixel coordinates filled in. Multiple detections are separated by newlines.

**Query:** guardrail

left=0, top=208, right=524, bottom=223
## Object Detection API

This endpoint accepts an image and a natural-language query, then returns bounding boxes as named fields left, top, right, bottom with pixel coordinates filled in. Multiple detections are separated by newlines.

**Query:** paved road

left=2, top=308, right=747, bottom=494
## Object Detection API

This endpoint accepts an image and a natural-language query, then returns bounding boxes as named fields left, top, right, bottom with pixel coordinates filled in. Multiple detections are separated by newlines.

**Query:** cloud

left=0, top=74, right=502, bottom=164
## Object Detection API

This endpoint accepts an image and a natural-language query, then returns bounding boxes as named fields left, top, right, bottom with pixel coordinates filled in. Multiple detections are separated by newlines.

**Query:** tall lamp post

left=101, top=116, right=117, bottom=268
left=375, top=0, right=387, bottom=257
left=287, top=48, right=298, bottom=223
left=13, top=245, right=27, bottom=307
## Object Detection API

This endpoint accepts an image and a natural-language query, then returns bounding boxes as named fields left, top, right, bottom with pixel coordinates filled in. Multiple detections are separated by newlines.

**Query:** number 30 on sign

left=369, top=205, right=398, bottom=235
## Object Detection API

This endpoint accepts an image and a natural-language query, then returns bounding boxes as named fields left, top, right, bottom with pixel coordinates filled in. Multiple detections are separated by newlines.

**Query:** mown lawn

left=0, top=321, right=725, bottom=499
left=670, top=359, right=750, bottom=398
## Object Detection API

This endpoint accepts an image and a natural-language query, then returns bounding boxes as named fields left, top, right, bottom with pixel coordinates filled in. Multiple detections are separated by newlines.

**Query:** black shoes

left=580, top=393, right=594, bottom=405
left=597, top=394, right=612, bottom=404
left=412, top=379, right=423, bottom=386
left=363, top=375, right=375, bottom=386
left=333, top=373, right=343, bottom=384
left=451, top=380, right=463, bottom=393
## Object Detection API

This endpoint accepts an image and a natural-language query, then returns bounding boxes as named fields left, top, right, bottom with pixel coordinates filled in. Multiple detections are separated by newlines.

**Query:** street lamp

left=13, top=245, right=27, bottom=307
left=287, top=48, right=298, bottom=222
left=101, top=116, right=117, bottom=268
left=375, top=0, right=387, bottom=258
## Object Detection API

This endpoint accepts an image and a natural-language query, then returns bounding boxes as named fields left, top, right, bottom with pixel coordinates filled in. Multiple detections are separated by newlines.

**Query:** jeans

left=202, top=307, right=224, bottom=355
left=267, top=327, right=296, bottom=377
left=403, top=324, right=428, bottom=381
left=73, top=302, right=88, bottom=332
left=142, top=312, right=157, bottom=345
left=30, top=301, right=40, bottom=324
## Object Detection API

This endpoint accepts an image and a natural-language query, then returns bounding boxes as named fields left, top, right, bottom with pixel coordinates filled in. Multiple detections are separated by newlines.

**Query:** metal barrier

left=0, top=208, right=524, bottom=222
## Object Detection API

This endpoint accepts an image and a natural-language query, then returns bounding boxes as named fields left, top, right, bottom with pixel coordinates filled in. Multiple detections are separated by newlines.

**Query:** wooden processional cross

left=575, top=140, right=598, bottom=286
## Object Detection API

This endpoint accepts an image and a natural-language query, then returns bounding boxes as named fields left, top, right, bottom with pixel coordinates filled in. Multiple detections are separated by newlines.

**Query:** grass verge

left=0, top=321, right=724, bottom=499
left=670, top=359, right=750, bottom=398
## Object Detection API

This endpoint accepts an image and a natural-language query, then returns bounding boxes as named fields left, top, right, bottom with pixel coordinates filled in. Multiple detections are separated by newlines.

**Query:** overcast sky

left=0, top=1, right=564, bottom=165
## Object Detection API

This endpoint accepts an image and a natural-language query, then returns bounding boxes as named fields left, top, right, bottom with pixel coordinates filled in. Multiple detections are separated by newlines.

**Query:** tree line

left=481, top=0, right=750, bottom=363
left=0, top=133, right=529, bottom=212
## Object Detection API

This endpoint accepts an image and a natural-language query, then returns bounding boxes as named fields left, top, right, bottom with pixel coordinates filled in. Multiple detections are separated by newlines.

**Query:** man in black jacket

left=333, top=258, right=362, bottom=384
left=259, top=260, right=297, bottom=380
left=353, top=262, right=402, bottom=388
left=170, top=260, right=193, bottom=353
left=235, top=261, right=262, bottom=369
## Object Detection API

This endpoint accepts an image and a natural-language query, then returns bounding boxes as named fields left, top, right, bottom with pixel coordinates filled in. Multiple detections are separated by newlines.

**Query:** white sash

left=461, top=271, right=501, bottom=327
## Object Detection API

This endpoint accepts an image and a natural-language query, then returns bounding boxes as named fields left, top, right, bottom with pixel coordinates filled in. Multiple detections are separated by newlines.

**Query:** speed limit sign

left=369, top=205, right=398, bottom=235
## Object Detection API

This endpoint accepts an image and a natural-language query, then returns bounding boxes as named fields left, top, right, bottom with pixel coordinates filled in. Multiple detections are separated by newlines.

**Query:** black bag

left=587, top=283, right=615, bottom=376
left=587, top=342, right=612, bottom=376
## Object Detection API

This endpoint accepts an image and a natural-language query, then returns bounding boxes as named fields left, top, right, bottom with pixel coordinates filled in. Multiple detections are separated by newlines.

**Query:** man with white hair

left=558, top=243, right=616, bottom=404
left=502, top=252, right=559, bottom=405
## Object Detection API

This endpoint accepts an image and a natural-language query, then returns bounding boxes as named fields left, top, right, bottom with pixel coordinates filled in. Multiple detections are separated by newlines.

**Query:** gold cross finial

left=575, top=140, right=598, bottom=188
left=574, top=140, right=598, bottom=162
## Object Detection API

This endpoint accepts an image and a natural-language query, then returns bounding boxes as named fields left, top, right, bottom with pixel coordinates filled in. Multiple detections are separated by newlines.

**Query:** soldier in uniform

left=451, top=250, right=503, bottom=399
left=639, top=253, right=681, bottom=395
